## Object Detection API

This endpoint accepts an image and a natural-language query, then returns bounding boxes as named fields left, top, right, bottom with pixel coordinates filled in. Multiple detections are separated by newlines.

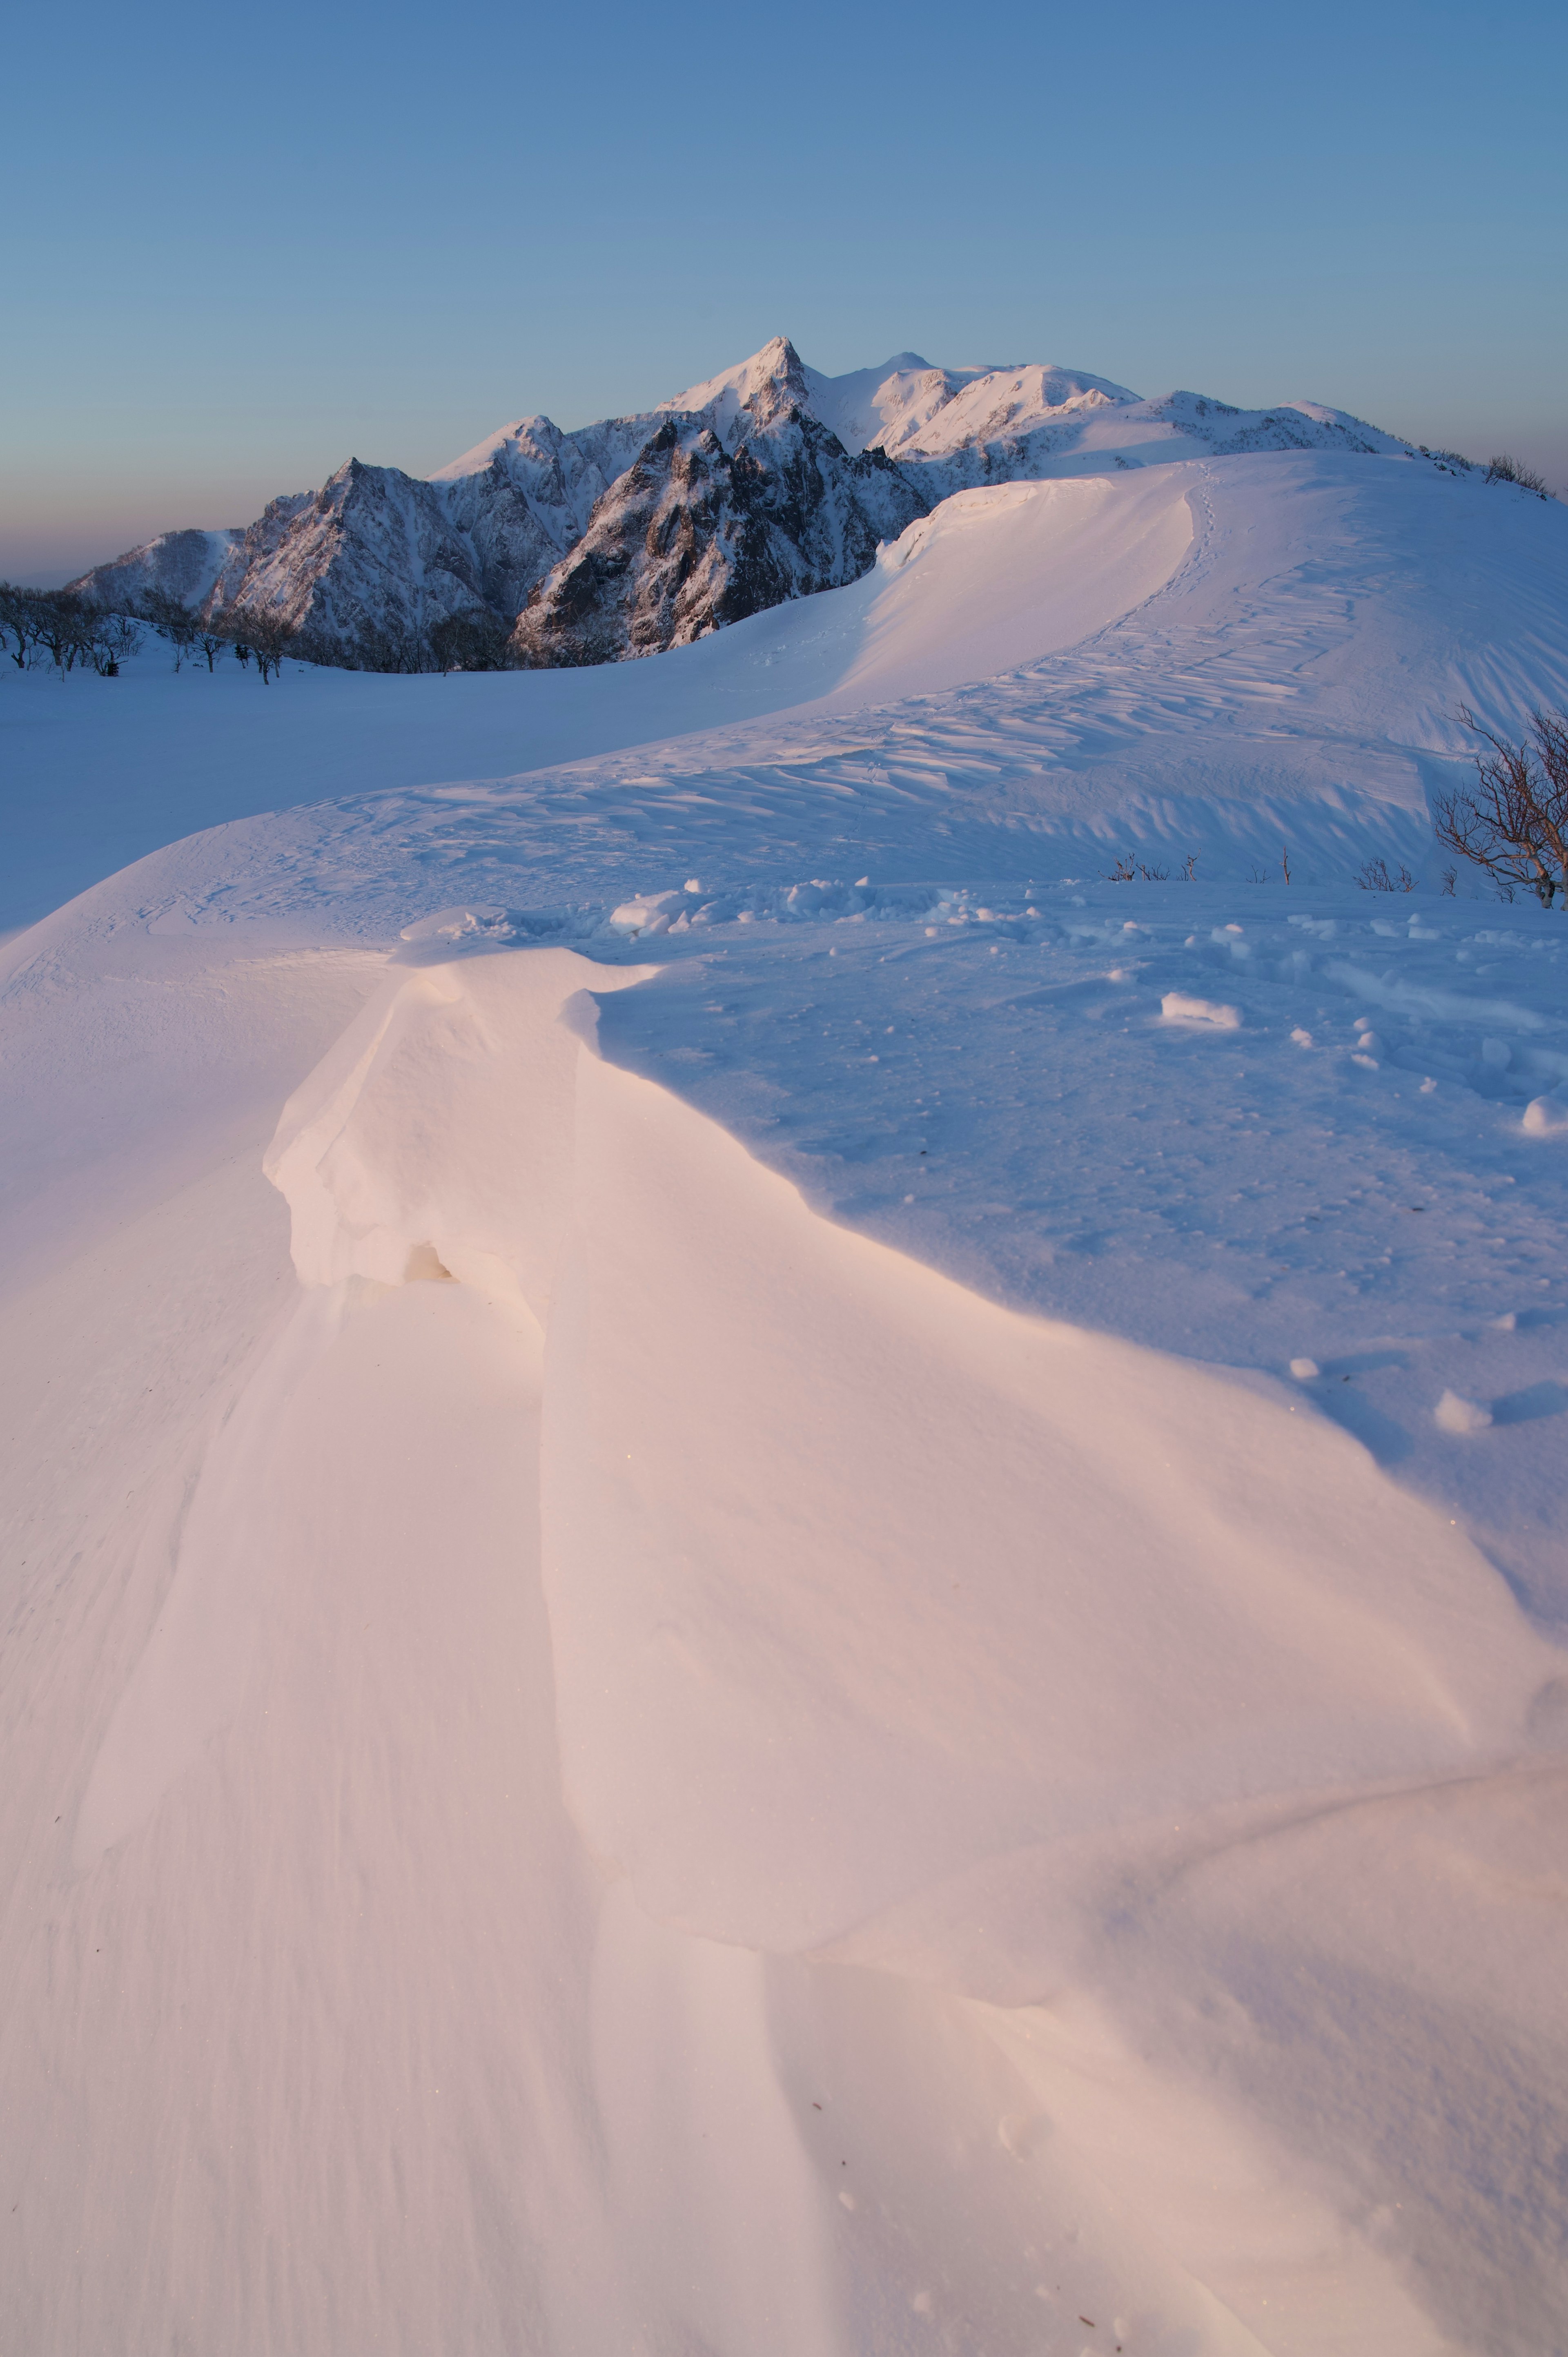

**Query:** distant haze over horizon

left=5, top=0, right=1564, bottom=585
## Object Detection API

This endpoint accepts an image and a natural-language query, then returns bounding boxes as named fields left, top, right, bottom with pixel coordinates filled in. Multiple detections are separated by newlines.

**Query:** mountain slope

left=67, top=335, right=1416, bottom=669
left=511, top=375, right=927, bottom=666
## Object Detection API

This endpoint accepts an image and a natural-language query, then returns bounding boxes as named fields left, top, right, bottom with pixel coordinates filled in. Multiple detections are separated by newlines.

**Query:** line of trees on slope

left=1, top=581, right=518, bottom=681
left=138, top=596, right=514, bottom=678
left=0, top=583, right=145, bottom=676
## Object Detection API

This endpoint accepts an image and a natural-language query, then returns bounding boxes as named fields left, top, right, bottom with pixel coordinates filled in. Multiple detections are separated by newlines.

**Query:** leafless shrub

left=1484, top=454, right=1552, bottom=498
left=1354, top=855, right=1415, bottom=892
left=1280, top=846, right=1292, bottom=883
left=1104, top=855, right=1137, bottom=882
left=1433, top=707, right=1568, bottom=907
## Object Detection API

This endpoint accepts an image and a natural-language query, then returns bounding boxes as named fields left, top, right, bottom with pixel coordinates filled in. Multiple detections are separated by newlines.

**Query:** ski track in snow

left=3, top=448, right=1568, bottom=2356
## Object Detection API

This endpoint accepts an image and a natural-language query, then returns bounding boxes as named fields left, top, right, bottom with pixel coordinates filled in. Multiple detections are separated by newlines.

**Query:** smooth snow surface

left=5, top=440, right=1568, bottom=2355
left=818, top=471, right=1193, bottom=707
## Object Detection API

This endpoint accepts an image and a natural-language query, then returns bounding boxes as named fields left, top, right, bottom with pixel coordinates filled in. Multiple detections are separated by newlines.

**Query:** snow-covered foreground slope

left=4, top=446, right=1568, bottom=2354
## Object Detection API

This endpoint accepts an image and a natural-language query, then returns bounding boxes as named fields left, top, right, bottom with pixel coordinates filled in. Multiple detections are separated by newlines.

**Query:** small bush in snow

left=1484, top=454, right=1553, bottom=499
left=1354, top=855, right=1416, bottom=892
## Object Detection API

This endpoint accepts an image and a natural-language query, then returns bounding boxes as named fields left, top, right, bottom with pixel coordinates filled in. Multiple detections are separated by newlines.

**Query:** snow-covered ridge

left=67, top=336, right=1412, bottom=669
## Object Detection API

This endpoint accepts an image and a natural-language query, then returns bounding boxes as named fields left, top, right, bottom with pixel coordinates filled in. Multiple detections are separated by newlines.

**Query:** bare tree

left=139, top=588, right=200, bottom=669
left=0, top=582, right=45, bottom=668
left=33, top=591, right=97, bottom=674
left=85, top=611, right=143, bottom=675
left=229, top=607, right=294, bottom=683
left=1434, top=707, right=1568, bottom=907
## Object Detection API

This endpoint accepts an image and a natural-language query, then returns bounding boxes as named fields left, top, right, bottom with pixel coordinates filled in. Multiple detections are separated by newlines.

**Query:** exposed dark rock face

left=510, top=400, right=927, bottom=667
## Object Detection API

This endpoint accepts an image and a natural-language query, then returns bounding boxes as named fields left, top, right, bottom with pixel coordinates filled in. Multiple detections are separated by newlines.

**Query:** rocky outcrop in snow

left=68, top=334, right=1414, bottom=669
left=511, top=365, right=927, bottom=667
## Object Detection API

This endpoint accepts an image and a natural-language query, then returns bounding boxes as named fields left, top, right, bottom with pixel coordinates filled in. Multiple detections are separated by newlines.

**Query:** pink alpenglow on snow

left=4, top=365, right=1568, bottom=2357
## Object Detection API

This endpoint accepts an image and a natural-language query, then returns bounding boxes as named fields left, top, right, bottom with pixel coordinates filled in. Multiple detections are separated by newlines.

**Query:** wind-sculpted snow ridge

left=68, top=333, right=1417, bottom=668
left=6, top=866, right=1568, bottom=2352
left=28, top=936, right=1548, bottom=2354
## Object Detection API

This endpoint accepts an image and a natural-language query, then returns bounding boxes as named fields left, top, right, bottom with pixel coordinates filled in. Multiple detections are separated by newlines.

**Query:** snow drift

left=14, top=936, right=1556, bottom=2354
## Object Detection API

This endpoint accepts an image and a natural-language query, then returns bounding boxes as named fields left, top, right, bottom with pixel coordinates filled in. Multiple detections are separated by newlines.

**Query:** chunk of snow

left=398, top=904, right=511, bottom=943
left=1161, top=992, right=1242, bottom=1028
left=1434, top=1390, right=1493, bottom=1434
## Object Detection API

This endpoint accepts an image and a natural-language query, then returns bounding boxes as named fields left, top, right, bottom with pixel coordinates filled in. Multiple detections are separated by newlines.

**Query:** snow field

left=597, top=886, right=1568, bottom=1626
left=6, top=933, right=1556, bottom=2350
left=4, top=434, right=1568, bottom=2353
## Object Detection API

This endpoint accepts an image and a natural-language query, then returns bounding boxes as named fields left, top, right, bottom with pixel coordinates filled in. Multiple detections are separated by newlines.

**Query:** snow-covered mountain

left=511, top=351, right=925, bottom=665
left=69, top=336, right=1413, bottom=667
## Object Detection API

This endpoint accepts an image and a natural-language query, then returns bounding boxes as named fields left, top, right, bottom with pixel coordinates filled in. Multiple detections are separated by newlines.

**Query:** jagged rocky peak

left=658, top=334, right=818, bottom=445
left=510, top=402, right=927, bottom=668
left=65, top=335, right=1413, bottom=671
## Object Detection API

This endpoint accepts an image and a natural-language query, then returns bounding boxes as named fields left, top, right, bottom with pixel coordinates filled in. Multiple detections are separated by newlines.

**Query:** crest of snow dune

left=257, top=948, right=1555, bottom=1957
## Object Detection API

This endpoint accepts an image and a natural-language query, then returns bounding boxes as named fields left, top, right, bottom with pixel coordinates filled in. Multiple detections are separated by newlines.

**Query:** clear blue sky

left=4, top=0, right=1564, bottom=583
